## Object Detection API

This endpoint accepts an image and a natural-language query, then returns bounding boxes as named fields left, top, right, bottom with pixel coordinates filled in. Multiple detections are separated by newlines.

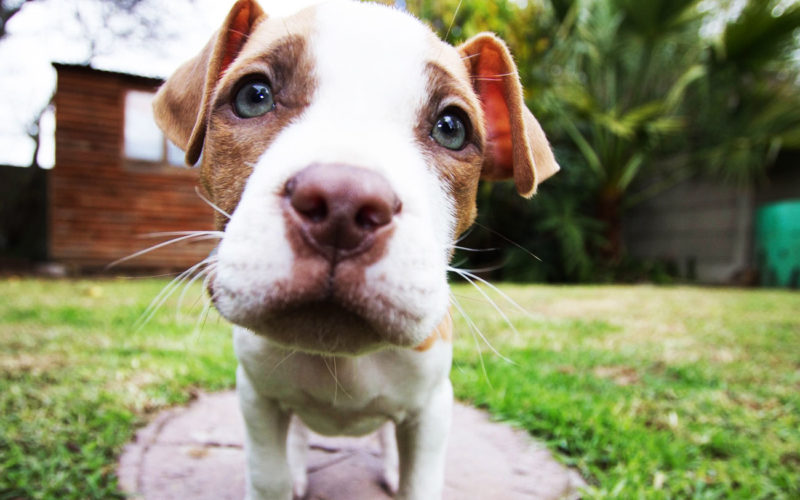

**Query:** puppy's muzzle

left=283, top=164, right=401, bottom=261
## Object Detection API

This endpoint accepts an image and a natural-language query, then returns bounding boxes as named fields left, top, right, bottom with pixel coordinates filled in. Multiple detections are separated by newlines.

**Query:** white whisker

left=198, top=264, right=217, bottom=314
left=135, top=258, right=213, bottom=331
left=137, top=262, right=203, bottom=326
left=193, top=263, right=218, bottom=317
left=449, top=263, right=504, bottom=274
left=444, top=0, right=463, bottom=42
left=108, top=232, right=219, bottom=269
left=450, top=257, right=469, bottom=269
left=191, top=270, right=218, bottom=339
left=322, top=356, right=352, bottom=402
left=449, top=273, right=516, bottom=365
left=140, top=230, right=224, bottom=239
left=449, top=270, right=522, bottom=355
left=451, top=245, right=497, bottom=253
left=471, top=73, right=515, bottom=82
left=473, top=222, right=541, bottom=262
left=450, top=292, right=493, bottom=304
left=263, top=349, right=298, bottom=382
left=450, top=293, right=492, bottom=387
left=454, top=226, right=475, bottom=244
left=449, top=266, right=532, bottom=319
left=177, top=258, right=217, bottom=319
left=121, top=271, right=183, bottom=279
left=192, top=297, right=214, bottom=336
left=195, top=186, right=231, bottom=219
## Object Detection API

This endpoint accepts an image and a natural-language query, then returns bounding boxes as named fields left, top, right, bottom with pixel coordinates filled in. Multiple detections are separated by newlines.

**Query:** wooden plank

left=50, top=65, right=216, bottom=270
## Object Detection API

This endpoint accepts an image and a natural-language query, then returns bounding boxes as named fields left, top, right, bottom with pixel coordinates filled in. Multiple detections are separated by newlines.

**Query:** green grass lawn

left=450, top=284, right=799, bottom=499
left=0, top=279, right=798, bottom=499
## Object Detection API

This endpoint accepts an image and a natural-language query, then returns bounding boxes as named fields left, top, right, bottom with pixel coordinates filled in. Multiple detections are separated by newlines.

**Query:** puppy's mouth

left=210, top=164, right=444, bottom=354
left=210, top=254, right=425, bottom=355
left=244, top=300, right=385, bottom=355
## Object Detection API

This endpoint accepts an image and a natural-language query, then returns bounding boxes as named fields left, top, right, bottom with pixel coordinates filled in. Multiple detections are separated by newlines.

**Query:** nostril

left=355, top=205, right=388, bottom=230
left=354, top=197, right=401, bottom=230
left=284, top=177, right=297, bottom=196
left=301, top=197, right=328, bottom=222
left=291, top=193, right=328, bottom=222
left=286, top=176, right=330, bottom=222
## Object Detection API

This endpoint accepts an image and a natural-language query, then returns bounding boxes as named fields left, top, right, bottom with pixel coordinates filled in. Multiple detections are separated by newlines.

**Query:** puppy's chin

left=222, top=301, right=420, bottom=356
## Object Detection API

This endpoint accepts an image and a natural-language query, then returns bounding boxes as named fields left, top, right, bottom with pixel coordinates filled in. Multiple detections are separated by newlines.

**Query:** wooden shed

left=50, top=64, right=215, bottom=272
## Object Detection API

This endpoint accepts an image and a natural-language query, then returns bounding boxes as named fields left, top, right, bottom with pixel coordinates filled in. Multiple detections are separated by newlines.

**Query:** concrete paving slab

left=118, top=391, right=584, bottom=499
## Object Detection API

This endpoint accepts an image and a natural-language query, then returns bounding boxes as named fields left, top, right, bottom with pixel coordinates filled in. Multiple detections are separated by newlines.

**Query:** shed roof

left=52, top=63, right=164, bottom=86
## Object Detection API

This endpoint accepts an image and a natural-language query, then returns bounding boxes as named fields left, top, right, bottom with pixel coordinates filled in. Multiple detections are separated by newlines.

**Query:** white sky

left=0, top=0, right=775, bottom=168
left=0, top=0, right=322, bottom=168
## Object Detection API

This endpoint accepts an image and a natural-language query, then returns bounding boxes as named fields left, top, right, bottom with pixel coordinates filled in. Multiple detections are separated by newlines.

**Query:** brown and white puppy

left=153, top=1, right=558, bottom=498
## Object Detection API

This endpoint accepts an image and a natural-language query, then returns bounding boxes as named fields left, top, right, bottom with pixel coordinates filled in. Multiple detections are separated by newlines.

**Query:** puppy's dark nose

left=284, top=164, right=401, bottom=258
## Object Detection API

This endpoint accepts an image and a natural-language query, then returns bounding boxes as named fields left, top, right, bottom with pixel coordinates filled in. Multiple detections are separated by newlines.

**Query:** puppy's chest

left=263, top=352, right=423, bottom=403
left=260, top=355, right=416, bottom=435
left=287, top=392, right=401, bottom=436
left=237, top=330, right=451, bottom=432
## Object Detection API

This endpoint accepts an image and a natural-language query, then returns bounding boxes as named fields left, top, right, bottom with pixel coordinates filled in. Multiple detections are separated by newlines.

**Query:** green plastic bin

left=755, top=200, right=800, bottom=288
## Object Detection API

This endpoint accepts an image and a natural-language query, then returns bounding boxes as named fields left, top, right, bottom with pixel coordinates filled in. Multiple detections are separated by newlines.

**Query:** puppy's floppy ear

left=458, top=33, right=559, bottom=197
left=152, top=0, right=266, bottom=166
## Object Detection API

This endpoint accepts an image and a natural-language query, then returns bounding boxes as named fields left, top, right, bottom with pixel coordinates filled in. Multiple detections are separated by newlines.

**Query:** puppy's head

left=154, top=0, right=558, bottom=355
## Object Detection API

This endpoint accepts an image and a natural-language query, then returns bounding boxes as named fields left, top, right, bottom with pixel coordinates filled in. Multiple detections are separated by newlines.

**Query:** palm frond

left=718, top=0, right=800, bottom=70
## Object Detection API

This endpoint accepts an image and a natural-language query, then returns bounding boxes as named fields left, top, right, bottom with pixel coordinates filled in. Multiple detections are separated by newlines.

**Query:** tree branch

left=26, top=95, right=53, bottom=169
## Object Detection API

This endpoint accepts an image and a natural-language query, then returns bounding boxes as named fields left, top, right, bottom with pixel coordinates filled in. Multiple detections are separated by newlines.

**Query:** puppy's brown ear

left=458, top=33, right=559, bottom=197
left=152, top=0, right=266, bottom=165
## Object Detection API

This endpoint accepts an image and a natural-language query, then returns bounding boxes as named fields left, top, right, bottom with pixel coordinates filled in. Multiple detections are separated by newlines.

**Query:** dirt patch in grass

left=592, top=365, right=640, bottom=386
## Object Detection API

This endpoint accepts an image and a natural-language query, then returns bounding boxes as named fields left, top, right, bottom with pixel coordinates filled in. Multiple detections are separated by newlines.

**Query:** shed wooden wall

left=51, top=65, right=215, bottom=271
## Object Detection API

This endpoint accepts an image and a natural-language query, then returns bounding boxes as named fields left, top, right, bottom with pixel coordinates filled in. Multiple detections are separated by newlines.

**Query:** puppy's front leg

left=378, top=421, right=400, bottom=494
left=287, top=416, right=310, bottom=498
left=395, top=380, right=453, bottom=500
left=238, top=366, right=293, bottom=500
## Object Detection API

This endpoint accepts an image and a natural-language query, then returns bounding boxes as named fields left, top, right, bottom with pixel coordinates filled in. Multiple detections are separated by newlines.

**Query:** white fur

left=211, top=3, right=459, bottom=499
left=214, top=2, right=453, bottom=346
left=235, top=326, right=452, bottom=500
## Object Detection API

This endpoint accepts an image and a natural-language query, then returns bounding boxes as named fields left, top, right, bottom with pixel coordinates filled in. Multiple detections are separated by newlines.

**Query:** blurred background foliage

left=401, top=0, right=800, bottom=283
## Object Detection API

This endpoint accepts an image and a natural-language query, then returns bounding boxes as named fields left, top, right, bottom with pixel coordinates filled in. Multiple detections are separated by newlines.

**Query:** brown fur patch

left=152, top=0, right=268, bottom=166
left=153, top=35, right=216, bottom=152
left=415, top=61, right=485, bottom=238
left=202, top=34, right=317, bottom=228
left=153, top=5, right=318, bottom=229
left=414, top=313, right=453, bottom=352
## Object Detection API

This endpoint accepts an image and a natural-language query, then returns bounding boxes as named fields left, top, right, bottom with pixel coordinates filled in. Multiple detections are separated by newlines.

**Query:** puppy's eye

left=432, top=109, right=468, bottom=151
left=233, top=80, right=275, bottom=118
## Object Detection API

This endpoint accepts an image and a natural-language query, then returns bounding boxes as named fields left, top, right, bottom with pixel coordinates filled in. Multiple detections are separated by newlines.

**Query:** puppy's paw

left=381, top=466, right=399, bottom=496
left=378, top=422, right=400, bottom=495
left=288, top=417, right=310, bottom=498
left=292, top=477, right=308, bottom=499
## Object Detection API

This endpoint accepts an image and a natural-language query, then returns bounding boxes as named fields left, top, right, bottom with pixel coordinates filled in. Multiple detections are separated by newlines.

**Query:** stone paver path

left=118, top=391, right=584, bottom=499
